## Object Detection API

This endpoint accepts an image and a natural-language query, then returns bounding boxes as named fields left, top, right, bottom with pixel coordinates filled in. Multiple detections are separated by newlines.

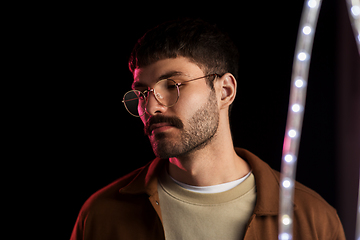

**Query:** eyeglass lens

left=123, top=79, right=179, bottom=117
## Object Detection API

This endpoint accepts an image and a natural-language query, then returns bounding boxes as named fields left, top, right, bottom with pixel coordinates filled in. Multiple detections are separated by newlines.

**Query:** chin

left=150, top=137, right=180, bottom=159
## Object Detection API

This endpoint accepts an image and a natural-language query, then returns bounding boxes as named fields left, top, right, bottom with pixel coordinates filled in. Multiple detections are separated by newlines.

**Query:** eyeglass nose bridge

left=144, top=88, right=166, bottom=109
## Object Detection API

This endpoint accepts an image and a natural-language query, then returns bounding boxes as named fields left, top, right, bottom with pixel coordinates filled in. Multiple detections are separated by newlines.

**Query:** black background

left=54, top=0, right=358, bottom=238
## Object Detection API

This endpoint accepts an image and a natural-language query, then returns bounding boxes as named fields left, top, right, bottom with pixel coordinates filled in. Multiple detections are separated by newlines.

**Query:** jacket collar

left=120, top=156, right=166, bottom=196
left=120, top=148, right=294, bottom=216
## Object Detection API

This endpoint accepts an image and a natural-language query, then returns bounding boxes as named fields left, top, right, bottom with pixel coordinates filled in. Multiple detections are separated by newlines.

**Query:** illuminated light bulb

left=308, top=0, right=317, bottom=8
left=282, top=215, right=292, bottom=225
left=302, top=26, right=312, bottom=35
left=279, top=233, right=292, bottom=240
left=284, top=154, right=295, bottom=163
left=297, top=52, right=308, bottom=61
left=351, top=5, right=360, bottom=16
left=288, top=129, right=297, bottom=138
left=283, top=179, right=292, bottom=188
left=291, top=104, right=301, bottom=112
left=294, top=78, right=305, bottom=88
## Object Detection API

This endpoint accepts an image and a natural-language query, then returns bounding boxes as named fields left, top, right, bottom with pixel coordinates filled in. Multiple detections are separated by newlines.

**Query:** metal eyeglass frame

left=122, top=73, right=220, bottom=117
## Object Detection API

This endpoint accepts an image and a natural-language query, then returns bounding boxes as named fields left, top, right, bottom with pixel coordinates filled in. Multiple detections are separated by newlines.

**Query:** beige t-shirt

left=157, top=168, right=257, bottom=240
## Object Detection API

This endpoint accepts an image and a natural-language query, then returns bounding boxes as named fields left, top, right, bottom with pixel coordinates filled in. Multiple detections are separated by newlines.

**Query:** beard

left=146, top=91, right=219, bottom=159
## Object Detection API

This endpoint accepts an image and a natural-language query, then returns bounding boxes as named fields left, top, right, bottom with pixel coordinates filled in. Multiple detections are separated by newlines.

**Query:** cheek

left=172, top=89, right=211, bottom=119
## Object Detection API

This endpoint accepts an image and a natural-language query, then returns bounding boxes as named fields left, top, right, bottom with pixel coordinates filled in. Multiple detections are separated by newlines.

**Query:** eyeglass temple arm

left=176, top=73, right=221, bottom=86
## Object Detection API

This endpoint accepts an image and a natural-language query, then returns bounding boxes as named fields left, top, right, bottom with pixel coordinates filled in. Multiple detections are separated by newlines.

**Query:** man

left=71, top=18, right=345, bottom=239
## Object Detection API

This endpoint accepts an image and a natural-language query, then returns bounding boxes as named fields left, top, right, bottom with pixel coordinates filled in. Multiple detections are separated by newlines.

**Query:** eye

left=166, top=80, right=178, bottom=90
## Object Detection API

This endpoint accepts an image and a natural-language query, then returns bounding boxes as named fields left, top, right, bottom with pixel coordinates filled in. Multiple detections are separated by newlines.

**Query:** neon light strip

left=346, top=0, right=360, bottom=54
left=278, top=0, right=322, bottom=239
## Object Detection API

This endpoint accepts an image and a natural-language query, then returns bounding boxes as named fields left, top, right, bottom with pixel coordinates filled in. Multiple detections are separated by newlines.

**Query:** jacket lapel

left=235, top=148, right=280, bottom=216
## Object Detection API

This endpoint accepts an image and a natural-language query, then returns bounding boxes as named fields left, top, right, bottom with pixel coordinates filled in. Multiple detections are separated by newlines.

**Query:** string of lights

left=278, top=0, right=322, bottom=239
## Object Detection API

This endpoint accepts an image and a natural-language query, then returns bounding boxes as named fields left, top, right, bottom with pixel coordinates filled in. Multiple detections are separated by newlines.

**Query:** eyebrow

left=132, top=71, right=188, bottom=89
left=158, top=71, right=187, bottom=80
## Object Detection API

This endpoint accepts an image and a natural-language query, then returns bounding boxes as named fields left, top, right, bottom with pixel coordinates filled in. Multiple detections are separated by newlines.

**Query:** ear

left=216, top=73, right=237, bottom=110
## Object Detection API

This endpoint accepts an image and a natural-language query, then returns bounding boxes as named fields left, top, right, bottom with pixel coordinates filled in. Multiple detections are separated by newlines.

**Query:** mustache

left=144, top=115, right=184, bottom=136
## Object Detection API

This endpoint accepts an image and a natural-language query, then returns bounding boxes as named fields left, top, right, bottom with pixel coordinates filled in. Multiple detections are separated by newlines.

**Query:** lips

left=149, top=123, right=174, bottom=134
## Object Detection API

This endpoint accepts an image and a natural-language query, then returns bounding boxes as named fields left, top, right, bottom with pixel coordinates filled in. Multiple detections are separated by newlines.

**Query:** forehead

left=132, top=57, right=204, bottom=88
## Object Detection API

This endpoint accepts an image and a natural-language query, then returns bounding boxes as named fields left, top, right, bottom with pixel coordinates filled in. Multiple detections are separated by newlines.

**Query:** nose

left=145, top=91, right=167, bottom=116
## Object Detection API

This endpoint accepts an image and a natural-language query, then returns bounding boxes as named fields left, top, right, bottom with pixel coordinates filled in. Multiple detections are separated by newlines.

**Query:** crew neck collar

left=168, top=171, right=252, bottom=194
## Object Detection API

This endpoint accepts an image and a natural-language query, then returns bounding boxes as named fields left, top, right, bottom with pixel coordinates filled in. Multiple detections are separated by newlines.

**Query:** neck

left=168, top=120, right=250, bottom=186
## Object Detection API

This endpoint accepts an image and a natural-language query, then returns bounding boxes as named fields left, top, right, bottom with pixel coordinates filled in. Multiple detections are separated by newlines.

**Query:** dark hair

left=128, top=18, right=239, bottom=88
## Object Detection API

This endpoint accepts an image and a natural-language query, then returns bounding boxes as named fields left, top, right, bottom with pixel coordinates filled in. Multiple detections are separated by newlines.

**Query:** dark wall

left=59, top=0, right=359, bottom=238
left=336, top=0, right=360, bottom=238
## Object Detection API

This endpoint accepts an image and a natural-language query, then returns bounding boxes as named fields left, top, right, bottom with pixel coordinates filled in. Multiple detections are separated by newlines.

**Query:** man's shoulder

left=78, top=165, right=146, bottom=216
left=292, top=175, right=344, bottom=238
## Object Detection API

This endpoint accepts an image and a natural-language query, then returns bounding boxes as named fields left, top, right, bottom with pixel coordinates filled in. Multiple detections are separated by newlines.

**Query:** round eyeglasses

left=122, top=74, right=219, bottom=117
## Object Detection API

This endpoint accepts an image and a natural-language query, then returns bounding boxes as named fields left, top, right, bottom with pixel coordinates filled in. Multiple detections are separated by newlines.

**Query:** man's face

left=133, top=57, right=220, bottom=159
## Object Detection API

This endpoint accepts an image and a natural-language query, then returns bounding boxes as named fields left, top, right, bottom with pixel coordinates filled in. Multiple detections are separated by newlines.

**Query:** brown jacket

left=71, top=148, right=345, bottom=239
